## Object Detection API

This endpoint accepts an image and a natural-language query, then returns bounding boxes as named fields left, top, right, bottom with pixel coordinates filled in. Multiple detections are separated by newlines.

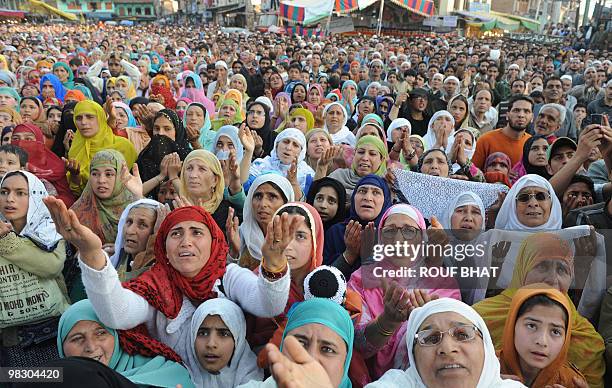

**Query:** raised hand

left=104, top=98, right=117, bottom=130
left=252, top=130, right=263, bottom=156
left=0, top=221, right=13, bottom=237
left=360, top=221, right=376, bottom=260
left=238, top=123, right=255, bottom=152
left=120, top=162, right=143, bottom=198
left=63, top=157, right=80, bottom=178
left=381, top=278, right=412, bottom=323
left=261, top=213, right=300, bottom=272
left=406, top=289, right=439, bottom=314
left=43, top=196, right=104, bottom=267
left=287, top=159, right=298, bottom=186
left=153, top=203, right=171, bottom=235
left=316, top=145, right=342, bottom=170
left=343, top=220, right=363, bottom=265
left=226, top=207, right=240, bottom=259
left=63, top=130, right=74, bottom=151
left=166, top=153, right=182, bottom=180
left=267, top=336, right=334, bottom=388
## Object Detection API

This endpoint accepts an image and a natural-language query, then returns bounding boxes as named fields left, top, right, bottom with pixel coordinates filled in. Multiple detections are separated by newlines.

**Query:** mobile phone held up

left=590, top=114, right=604, bottom=125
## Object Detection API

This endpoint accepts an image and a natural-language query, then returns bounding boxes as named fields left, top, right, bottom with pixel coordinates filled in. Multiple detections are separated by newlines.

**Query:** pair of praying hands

left=238, top=123, right=262, bottom=156
left=316, top=145, right=345, bottom=171
left=343, top=221, right=376, bottom=265
left=382, top=280, right=439, bottom=324
left=390, top=129, right=414, bottom=161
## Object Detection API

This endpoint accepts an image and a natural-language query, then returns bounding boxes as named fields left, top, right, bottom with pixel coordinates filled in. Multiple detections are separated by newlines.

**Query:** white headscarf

left=187, top=298, right=263, bottom=388
left=422, top=110, right=455, bottom=152
left=367, top=298, right=526, bottom=388
left=323, top=102, right=356, bottom=147
left=387, top=118, right=411, bottom=144
left=494, top=174, right=562, bottom=230
left=445, top=128, right=477, bottom=174
left=0, top=171, right=62, bottom=251
left=441, top=191, right=485, bottom=231
left=110, top=198, right=161, bottom=267
left=249, top=128, right=314, bottom=191
left=239, top=173, right=295, bottom=261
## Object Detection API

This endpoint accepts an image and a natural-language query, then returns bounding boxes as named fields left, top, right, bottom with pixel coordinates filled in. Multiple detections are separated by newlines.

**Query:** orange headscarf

left=64, top=89, right=86, bottom=102
left=498, top=285, right=586, bottom=388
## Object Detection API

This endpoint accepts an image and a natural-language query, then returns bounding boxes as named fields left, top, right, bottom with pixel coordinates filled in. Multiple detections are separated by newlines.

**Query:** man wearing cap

left=358, top=59, right=386, bottom=97
left=207, top=60, right=229, bottom=100
left=331, top=49, right=349, bottom=73
left=560, top=74, right=578, bottom=112
left=547, top=137, right=579, bottom=176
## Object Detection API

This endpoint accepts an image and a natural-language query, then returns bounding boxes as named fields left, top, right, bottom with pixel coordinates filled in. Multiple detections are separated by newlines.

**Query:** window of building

left=144, top=7, right=151, bottom=15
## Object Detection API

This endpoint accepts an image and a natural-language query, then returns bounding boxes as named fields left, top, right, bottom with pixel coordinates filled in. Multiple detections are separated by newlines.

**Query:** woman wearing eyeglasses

left=365, top=298, right=526, bottom=387
left=347, top=204, right=460, bottom=380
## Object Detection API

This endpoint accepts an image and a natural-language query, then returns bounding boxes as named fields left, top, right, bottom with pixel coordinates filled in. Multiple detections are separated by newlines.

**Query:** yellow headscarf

left=116, top=76, right=137, bottom=100
left=179, top=150, right=224, bottom=214
left=0, top=55, right=7, bottom=71
left=68, top=100, right=137, bottom=193
left=217, top=89, right=245, bottom=120
left=473, top=233, right=605, bottom=388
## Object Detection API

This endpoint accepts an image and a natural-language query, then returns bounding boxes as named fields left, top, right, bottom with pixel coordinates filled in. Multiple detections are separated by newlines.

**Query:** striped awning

left=279, top=3, right=305, bottom=23
left=388, top=0, right=434, bottom=17
left=335, top=0, right=359, bottom=13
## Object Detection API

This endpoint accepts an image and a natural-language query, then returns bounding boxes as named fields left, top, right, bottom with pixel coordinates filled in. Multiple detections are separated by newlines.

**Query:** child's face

left=0, top=151, right=22, bottom=178
left=195, top=314, right=235, bottom=373
left=514, top=304, right=566, bottom=372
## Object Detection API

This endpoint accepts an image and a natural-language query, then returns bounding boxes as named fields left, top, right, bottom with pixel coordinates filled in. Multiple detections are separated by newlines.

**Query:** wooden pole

left=376, top=0, right=384, bottom=35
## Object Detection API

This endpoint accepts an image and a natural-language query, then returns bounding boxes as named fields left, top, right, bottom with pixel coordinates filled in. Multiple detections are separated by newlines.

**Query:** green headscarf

left=0, top=86, right=21, bottom=111
left=57, top=300, right=195, bottom=388
left=362, top=112, right=384, bottom=127
left=352, top=135, right=388, bottom=176
left=52, top=62, right=75, bottom=89
left=211, top=99, right=242, bottom=131
left=281, top=298, right=354, bottom=388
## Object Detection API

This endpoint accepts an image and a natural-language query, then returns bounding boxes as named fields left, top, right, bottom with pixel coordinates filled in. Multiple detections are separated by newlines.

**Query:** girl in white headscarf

left=366, top=298, right=526, bottom=388
left=422, top=110, right=455, bottom=152
left=187, top=298, right=263, bottom=388
left=322, top=102, right=356, bottom=147
left=248, top=128, right=315, bottom=194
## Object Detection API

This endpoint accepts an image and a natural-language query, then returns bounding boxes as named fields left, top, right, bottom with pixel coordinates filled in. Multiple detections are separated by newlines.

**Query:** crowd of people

left=0, top=20, right=611, bottom=388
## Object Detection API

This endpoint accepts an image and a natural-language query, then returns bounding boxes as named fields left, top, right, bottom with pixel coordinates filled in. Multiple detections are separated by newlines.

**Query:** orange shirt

left=472, top=128, right=532, bottom=170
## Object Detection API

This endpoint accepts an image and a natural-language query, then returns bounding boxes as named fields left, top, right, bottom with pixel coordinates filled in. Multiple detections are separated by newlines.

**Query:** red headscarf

left=12, top=123, right=75, bottom=207
left=119, top=206, right=228, bottom=361
left=150, top=84, right=176, bottom=110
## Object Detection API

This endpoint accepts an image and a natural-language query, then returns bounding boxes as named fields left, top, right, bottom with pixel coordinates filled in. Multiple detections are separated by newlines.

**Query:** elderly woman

left=323, top=102, right=355, bottom=147
left=43, top=198, right=297, bottom=365
left=474, top=233, right=605, bottom=388
left=58, top=300, right=193, bottom=388
left=365, top=298, right=526, bottom=387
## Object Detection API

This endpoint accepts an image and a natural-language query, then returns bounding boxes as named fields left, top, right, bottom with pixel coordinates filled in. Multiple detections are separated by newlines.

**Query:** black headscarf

left=129, top=97, right=149, bottom=110
left=290, top=82, right=308, bottom=104
left=306, top=177, right=347, bottom=231
left=74, top=77, right=103, bottom=105
left=51, top=101, right=77, bottom=158
left=246, top=101, right=276, bottom=156
left=153, top=109, right=190, bottom=159
left=520, top=134, right=552, bottom=179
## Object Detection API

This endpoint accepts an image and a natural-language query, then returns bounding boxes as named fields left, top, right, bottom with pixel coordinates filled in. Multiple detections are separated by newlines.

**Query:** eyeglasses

left=247, top=110, right=266, bottom=117
left=414, top=325, right=482, bottom=347
left=515, top=192, right=551, bottom=203
left=381, top=225, right=420, bottom=240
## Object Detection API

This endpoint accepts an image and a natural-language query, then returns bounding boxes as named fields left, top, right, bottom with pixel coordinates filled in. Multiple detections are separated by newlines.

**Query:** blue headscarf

left=349, top=174, right=392, bottom=226
left=39, top=73, right=67, bottom=102
left=0, top=86, right=21, bottom=110
left=149, top=52, right=165, bottom=72
left=181, top=71, right=204, bottom=91
left=211, top=125, right=244, bottom=161
left=182, top=102, right=213, bottom=149
left=57, top=300, right=194, bottom=388
left=113, top=102, right=138, bottom=127
left=281, top=298, right=354, bottom=388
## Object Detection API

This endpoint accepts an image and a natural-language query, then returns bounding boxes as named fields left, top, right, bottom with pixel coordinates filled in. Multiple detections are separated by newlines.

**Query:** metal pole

left=583, top=0, right=591, bottom=25
left=376, top=0, right=384, bottom=35
left=325, top=8, right=333, bottom=36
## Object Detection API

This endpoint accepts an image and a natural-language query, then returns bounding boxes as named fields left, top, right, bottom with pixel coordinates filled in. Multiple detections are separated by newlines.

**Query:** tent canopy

left=27, top=0, right=77, bottom=20
left=457, top=10, right=539, bottom=31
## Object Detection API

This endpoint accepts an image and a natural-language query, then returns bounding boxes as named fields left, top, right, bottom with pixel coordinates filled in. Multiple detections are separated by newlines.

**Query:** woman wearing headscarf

left=183, top=102, right=214, bottom=150
left=483, top=151, right=512, bottom=186
left=349, top=204, right=460, bottom=379
left=249, top=128, right=315, bottom=196
left=509, top=135, right=551, bottom=183
left=50, top=101, right=77, bottom=158
left=0, top=86, right=21, bottom=110
left=217, top=89, right=246, bottom=121
left=11, top=123, right=75, bottom=207
left=324, top=174, right=392, bottom=273
left=328, top=135, right=388, bottom=199
left=212, top=99, right=242, bottom=131
left=323, top=102, right=356, bottom=147
left=178, top=149, right=245, bottom=230
left=474, top=233, right=605, bottom=388
left=282, top=107, right=314, bottom=134
left=136, top=135, right=183, bottom=199
left=347, top=96, right=377, bottom=132
left=188, top=299, right=263, bottom=387
left=70, top=149, right=139, bottom=245
left=19, top=96, right=45, bottom=125
left=116, top=76, right=137, bottom=101
left=304, top=84, right=324, bottom=115
left=110, top=199, right=162, bottom=282
left=66, top=100, right=137, bottom=194
left=290, top=82, right=308, bottom=105
left=494, top=174, right=562, bottom=231
left=366, top=298, right=526, bottom=387
left=58, top=300, right=194, bottom=388
left=64, top=89, right=86, bottom=104
left=447, top=94, right=469, bottom=130
left=305, top=128, right=334, bottom=172
left=235, top=174, right=295, bottom=270
left=497, top=286, right=587, bottom=387
left=445, top=127, right=485, bottom=182
left=180, top=72, right=215, bottom=117
left=150, top=82, right=176, bottom=110
left=240, top=298, right=354, bottom=388
left=39, top=73, right=67, bottom=103
left=229, top=73, right=250, bottom=110
left=0, top=171, right=69, bottom=367
left=422, top=110, right=455, bottom=153
left=341, top=80, right=358, bottom=117
left=52, top=62, right=75, bottom=90
left=114, top=102, right=150, bottom=154
left=251, top=203, right=324, bottom=365
left=376, top=95, right=395, bottom=124
left=45, top=200, right=294, bottom=366
left=306, top=177, right=347, bottom=232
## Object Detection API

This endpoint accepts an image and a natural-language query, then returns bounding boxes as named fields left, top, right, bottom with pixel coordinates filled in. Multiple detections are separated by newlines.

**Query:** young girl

left=188, top=299, right=263, bottom=388
left=499, top=286, right=587, bottom=387
left=510, top=135, right=551, bottom=184
left=306, top=177, right=347, bottom=231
